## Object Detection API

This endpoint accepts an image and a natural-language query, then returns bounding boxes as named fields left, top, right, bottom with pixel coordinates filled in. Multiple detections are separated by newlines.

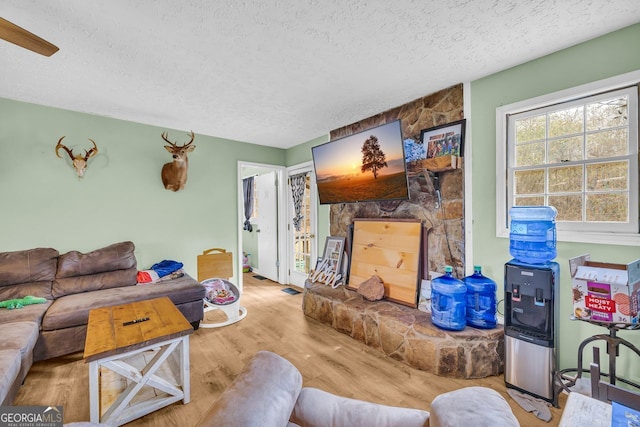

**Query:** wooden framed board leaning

left=347, top=218, right=423, bottom=307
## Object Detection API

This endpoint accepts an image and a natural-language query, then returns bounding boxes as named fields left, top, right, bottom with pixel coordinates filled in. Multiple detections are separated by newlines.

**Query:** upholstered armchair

left=196, top=350, right=520, bottom=427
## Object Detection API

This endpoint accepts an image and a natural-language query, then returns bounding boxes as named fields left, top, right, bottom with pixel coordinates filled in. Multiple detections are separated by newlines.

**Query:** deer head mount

left=161, top=130, right=196, bottom=192
left=55, top=137, right=98, bottom=178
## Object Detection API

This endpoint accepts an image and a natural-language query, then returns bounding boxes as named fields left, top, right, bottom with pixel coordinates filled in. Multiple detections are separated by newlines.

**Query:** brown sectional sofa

left=0, top=241, right=205, bottom=405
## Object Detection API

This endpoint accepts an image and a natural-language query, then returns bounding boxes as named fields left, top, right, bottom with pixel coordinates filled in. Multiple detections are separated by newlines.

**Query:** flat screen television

left=312, top=120, right=409, bottom=205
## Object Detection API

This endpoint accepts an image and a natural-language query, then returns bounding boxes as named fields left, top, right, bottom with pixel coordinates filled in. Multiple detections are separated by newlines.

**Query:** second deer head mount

left=161, top=130, right=196, bottom=192
left=55, top=137, right=98, bottom=178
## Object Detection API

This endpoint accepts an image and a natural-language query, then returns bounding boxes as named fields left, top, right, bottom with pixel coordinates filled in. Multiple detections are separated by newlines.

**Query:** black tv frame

left=312, top=120, right=409, bottom=205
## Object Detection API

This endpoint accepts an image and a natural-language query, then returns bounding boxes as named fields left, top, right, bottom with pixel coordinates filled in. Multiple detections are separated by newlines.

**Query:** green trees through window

left=508, top=87, right=637, bottom=228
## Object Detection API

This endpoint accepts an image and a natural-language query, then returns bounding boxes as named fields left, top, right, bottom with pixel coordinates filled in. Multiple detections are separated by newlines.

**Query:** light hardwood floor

left=15, top=274, right=566, bottom=426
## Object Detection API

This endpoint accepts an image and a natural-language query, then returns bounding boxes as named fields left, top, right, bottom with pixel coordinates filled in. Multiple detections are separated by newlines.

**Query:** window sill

left=557, top=230, right=640, bottom=246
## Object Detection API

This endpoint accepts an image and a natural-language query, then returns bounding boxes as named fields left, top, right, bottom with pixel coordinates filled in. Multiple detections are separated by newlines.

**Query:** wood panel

left=197, top=248, right=233, bottom=281
left=348, top=219, right=422, bottom=306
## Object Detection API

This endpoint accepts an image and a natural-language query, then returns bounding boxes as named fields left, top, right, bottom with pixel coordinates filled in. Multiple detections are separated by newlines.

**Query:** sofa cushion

left=0, top=248, right=58, bottom=300
left=291, top=387, right=430, bottom=427
left=5, top=321, right=39, bottom=360
left=0, top=349, right=21, bottom=405
left=43, top=274, right=204, bottom=331
left=53, top=270, right=138, bottom=299
left=0, top=301, right=51, bottom=325
left=196, top=351, right=303, bottom=427
left=53, top=241, right=137, bottom=298
left=429, top=386, right=520, bottom=427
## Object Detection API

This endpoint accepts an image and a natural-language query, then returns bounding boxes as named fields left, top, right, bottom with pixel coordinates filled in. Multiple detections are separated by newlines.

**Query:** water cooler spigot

left=511, top=284, right=521, bottom=302
left=535, top=288, right=545, bottom=307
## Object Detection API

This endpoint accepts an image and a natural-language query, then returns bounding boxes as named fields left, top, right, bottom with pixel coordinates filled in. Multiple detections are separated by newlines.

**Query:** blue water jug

left=509, top=206, right=557, bottom=264
left=431, top=266, right=467, bottom=331
left=463, top=265, right=497, bottom=329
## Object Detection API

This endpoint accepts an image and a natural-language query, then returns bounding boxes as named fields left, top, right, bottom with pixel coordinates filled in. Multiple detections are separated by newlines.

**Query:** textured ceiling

left=1, top=1, right=639, bottom=149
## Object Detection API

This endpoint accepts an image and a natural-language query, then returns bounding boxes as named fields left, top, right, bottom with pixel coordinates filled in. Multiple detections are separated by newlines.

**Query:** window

left=496, top=71, right=640, bottom=245
left=291, top=173, right=312, bottom=274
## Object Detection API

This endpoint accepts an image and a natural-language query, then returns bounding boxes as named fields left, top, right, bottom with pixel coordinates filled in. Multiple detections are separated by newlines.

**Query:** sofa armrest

left=429, top=386, right=520, bottom=427
left=196, top=351, right=303, bottom=427
left=290, top=387, right=429, bottom=427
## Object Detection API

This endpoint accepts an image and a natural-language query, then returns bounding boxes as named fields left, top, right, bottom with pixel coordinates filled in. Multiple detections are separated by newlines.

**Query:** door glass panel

left=293, top=174, right=312, bottom=274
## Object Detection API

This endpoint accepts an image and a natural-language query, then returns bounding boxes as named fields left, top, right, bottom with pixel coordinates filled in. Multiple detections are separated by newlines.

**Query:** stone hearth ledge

left=303, top=281, right=504, bottom=379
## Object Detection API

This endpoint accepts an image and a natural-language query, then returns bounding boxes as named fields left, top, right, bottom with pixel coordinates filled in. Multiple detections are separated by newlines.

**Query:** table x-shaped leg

left=89, top=336, right=189, bottom=426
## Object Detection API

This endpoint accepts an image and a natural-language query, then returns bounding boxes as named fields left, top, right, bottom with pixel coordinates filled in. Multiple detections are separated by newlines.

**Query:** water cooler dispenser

left=504, top=260, right=560, bottom=405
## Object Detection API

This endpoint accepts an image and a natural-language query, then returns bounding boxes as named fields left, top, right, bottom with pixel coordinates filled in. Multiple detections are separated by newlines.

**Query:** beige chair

left=196, top=350, right=520, bottom=427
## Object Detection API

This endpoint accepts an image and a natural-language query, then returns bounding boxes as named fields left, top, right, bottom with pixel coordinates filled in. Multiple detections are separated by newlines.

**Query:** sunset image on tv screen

left=312, top=120, right=409, bottom=205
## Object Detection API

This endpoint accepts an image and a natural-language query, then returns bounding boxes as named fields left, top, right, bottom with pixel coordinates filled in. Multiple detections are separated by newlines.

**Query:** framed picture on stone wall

left=322, top=236, right=345, bottom=275
left=420, top=119, right=466, bottom=159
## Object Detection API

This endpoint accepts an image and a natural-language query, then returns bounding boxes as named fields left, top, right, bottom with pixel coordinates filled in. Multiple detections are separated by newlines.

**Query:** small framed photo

left=420, top=119, right=466, bottom=159
left=322, top=236, right=346, bottom=275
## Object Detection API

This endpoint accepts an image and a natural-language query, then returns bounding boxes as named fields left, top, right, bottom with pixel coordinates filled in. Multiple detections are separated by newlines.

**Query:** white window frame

left=496, top=70, right=640, bottom=246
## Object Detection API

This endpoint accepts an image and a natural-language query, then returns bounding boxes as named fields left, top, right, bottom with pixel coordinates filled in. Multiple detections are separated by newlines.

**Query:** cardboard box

left=569, top=254, right=640, bottom=325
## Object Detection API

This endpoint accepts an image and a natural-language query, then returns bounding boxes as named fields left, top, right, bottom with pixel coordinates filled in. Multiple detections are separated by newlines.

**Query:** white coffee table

left=83, top=297, right=193, bottom=426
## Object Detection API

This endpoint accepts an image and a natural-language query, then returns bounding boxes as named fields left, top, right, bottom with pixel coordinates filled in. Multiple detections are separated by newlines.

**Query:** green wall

left=0, top=98, right=285, bottom=280
left=285, top=135, right=327, bottom=167
left=242, top=228, right=259, bottom=269
left=471, top=23, right=640, bottom=380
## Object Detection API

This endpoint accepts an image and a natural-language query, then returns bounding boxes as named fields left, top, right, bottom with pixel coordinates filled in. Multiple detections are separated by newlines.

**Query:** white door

left=287, top=165, right=317, bottom=287
left=255, top=171, right=279, bottom=282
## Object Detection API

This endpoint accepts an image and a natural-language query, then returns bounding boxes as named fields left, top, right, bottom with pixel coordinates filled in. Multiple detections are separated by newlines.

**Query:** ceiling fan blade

left=0, top=17, right=58, bottom=56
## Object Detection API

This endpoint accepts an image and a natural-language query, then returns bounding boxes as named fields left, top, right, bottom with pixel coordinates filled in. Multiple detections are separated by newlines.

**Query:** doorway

left=237, top=162, right=287, bottom=291
left=237, top=161, right=318, bottom=291
left=253, top=171, right=279, bottom=281
left=286, top=162, right=318, bottom=287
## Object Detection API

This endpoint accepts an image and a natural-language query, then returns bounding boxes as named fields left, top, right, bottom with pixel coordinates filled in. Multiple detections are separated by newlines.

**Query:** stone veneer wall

left=303, top=282, right=504, bottom=379
left=329, top=84, right=465, bottom=277
left=308, top=85, right=485, bottom=378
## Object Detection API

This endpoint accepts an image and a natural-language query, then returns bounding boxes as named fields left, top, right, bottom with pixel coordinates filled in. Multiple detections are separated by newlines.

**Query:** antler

left=161, top=131, right=177, bottom=147
left=55, top=136, right=75, bottom=160
left=161, top=130, right=195, bottom=147
left=84, top=139, right=98, bottom=160
left=184, top=130, right=195, bottom=147
left=55, top=137, right=99, bottom=178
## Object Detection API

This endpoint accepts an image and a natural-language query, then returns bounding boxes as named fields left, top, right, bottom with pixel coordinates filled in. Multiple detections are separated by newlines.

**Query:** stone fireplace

left=304, top=84, right=504, bottom=379
left=303, top=281, right=504, bottom=379
left=329, top=84, right=465, bottom=278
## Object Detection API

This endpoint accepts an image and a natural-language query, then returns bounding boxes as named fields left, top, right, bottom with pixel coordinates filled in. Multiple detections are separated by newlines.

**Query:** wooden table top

left=83, top=297, right=193, bottom=362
